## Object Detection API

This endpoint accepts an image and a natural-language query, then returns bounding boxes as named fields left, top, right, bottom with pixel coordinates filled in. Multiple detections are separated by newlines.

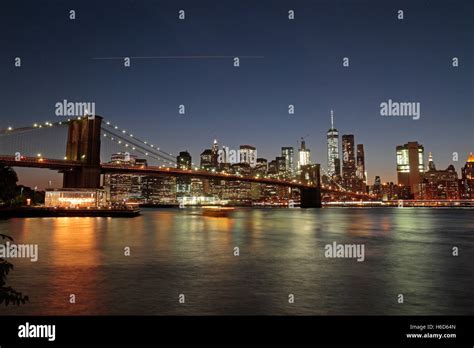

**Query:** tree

left=0, top=164, right=18, bottom=204
left=0, top=234, right=29, bottom=306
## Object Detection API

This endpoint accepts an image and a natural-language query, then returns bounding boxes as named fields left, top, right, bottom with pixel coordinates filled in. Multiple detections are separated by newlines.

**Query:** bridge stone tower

left=300, top=163, right=322, bottom=208
left=63, top=116, right=102, bottom=188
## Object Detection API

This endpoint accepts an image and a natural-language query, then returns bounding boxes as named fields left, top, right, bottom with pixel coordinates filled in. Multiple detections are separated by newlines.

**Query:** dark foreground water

left=1, top=208, right=473, bottom=315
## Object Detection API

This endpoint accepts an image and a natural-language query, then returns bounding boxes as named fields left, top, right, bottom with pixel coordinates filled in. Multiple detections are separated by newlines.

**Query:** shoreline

left=0, top=207, right=140, bottom=218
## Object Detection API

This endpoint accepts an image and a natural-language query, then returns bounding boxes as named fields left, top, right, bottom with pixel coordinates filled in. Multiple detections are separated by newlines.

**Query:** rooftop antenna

left=330, top=109, right=334, bottom=129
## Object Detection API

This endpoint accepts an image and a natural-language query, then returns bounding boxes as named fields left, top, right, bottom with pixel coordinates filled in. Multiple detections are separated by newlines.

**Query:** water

left=1, top=208, right=473, bottom=315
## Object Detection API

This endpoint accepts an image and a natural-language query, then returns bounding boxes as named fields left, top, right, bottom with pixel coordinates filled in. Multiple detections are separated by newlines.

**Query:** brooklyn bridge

left=0, top=116, right=373, bottom=208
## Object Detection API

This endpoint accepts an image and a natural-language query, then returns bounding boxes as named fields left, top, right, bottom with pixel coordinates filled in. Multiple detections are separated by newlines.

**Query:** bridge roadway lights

left=300, top=187, right=322, bottom=208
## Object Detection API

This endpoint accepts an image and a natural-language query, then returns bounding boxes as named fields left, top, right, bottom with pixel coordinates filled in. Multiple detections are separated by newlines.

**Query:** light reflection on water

left=1, top=208, right=473, bottom=315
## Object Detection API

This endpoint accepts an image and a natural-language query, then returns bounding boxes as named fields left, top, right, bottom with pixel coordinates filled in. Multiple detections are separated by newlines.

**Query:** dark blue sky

left=1, top=0, right=473, bottom=188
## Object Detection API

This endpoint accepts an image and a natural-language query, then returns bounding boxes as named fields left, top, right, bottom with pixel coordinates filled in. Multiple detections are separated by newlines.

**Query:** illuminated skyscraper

left=356, top=144, right=366, bottom=191
left=327, top=110, right=340, bottom=178
left=281, top=147, right=294, bottom=176
left=211, top=139, right=219, bottom=168
left=105, top=152, right=143, bottom=202
left=342, top=134, right=356, bottom=190
left=427, top=152, right=436, bottom=171
left=396, top=141, right=424, bottom=197
left=276, top=156, right=286, bottom=177
left=298, top=138, right=311, bottom=170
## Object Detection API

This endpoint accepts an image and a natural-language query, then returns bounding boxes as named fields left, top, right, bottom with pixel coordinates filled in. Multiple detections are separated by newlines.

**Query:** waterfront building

left=45, top=188, right=105, bottom=208
left=372, top=176, right=382, bottom=198
left=396, top=141, right=424, bottom=197
left=104, top=152, right=143, bottom=202
left=141, top=176, right=177, bottom=204
left=460, top=153, right=474, bottom=199
left=380, top=182, right=405, bottom=201
left=420, top=153, right=459, bottom=199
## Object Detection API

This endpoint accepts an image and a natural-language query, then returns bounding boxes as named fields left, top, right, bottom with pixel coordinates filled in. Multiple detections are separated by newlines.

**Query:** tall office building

left=177, top=151, right=192, bottom=170
left=342, top=134, right=357, bottom=190
left=396, top=141, right=424, bottom=197
left=327, top=110, right=340, bottom=178
left=176, top=151, right=192, bottom=195
left=275, top=156, right=286, bottom=177
left=211, top=139, right=219, bottom=168
left=298, top=138, right=311, bottom=170
left=239, top=145, right=257, bottom=167
left=427, top=152, right=436, bottom=171
left=141, top=176, right=177, bottom=204
left=356, top=144, right=366, bottom=191
left=200, top=149, right=212, bottom=170
left=333, top=158, right=341, bottom=181
left=372, top=175, right=382, bottom=197
left=104, top=152, right=142, bottom=202
left=460, top=153, right=474, bottom=199
left=281, top=147, right=294, bottom=176
left=268, top=159, right=278, bottom=176
left=255, top=158, right=268, bottom=176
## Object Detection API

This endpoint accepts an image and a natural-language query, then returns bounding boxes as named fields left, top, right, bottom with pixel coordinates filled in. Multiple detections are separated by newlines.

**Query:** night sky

left=1, top=0, right=473, bottom=189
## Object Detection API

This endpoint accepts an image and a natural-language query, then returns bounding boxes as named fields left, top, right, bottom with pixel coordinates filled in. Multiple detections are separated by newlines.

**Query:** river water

left=1, top=207, right=473, bottom=315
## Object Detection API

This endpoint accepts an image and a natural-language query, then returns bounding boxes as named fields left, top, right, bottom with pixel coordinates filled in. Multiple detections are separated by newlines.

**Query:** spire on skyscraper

left=428, top=152, right=436, bottom=171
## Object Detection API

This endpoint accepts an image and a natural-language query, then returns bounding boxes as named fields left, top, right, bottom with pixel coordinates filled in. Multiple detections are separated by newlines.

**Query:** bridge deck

left=0, top=155, right=374, bottom=198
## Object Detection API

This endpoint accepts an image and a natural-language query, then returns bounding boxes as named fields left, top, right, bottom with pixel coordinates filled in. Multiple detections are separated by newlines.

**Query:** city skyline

left=7, top=121, right=474, bottom=190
